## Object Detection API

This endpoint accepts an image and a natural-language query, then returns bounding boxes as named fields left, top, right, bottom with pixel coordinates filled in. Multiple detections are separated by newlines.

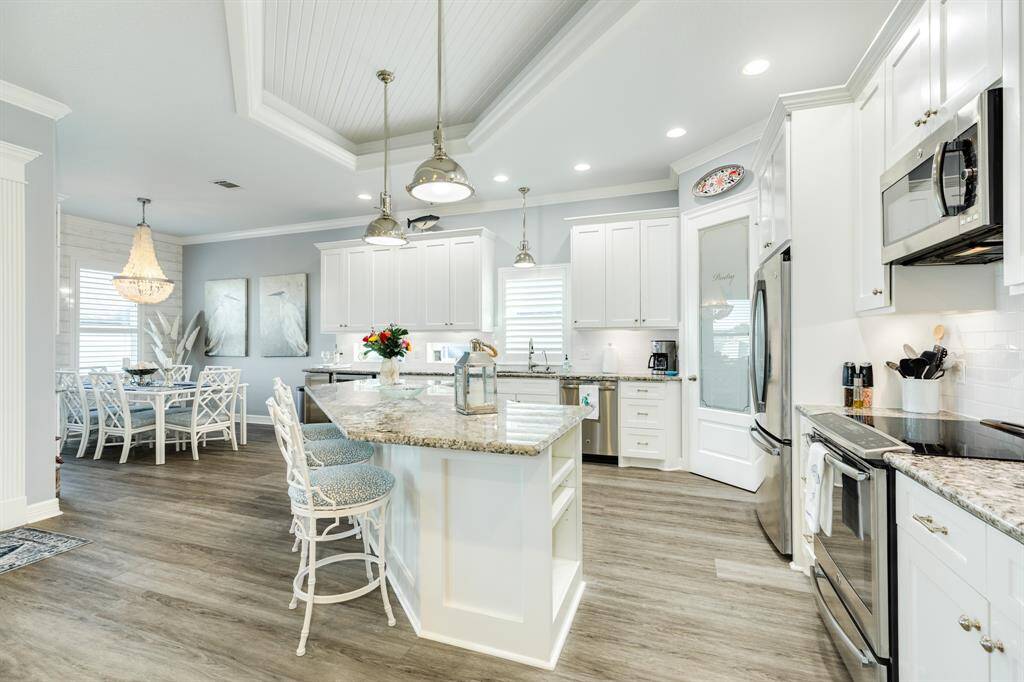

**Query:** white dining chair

left=90, top=372, right=158, bottom=463
left=160, top=364, right=192, bottom=383
left=165, top=367, right=241, bottom=458
left=57, top=370, right=95, bottom=459
left=266, top=396, right=396, bottom=656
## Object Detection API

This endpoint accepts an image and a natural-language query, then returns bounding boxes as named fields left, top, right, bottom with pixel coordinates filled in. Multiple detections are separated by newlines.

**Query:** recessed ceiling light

left=742, top=59, right=771, bottom=76
left=357, top=193, right=373, bottom=200
left=573, top=162, right=591, bottom=172
left=493, top=174, right=509, bottom=183
left=666, top=127, right=687, bottom=138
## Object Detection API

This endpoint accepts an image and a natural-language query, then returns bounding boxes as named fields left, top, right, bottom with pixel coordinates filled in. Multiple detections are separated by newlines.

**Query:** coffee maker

left=648, top=340, right=678, bottom=375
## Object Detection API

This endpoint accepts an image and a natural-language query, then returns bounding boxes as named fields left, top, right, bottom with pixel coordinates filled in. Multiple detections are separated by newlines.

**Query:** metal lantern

left=454, top=339, right=499, bottom=415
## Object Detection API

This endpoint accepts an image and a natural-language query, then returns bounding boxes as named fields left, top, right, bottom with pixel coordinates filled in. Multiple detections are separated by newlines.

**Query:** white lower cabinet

left=897, top=473, right=1024, bottom=681
left=616, top=381, right=680, bottom=470
left=497, top=378, right=558, bottom=405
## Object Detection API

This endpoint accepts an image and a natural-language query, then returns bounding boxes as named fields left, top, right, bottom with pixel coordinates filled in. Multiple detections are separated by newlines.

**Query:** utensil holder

left=901, top=378, right=941, bottom=414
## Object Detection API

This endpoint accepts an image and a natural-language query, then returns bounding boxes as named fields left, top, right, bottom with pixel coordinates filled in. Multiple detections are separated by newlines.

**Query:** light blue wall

left=677, top=141, right=758, bottom=213
left=1, top=101, right=58, bottom=505
left=182, top=190, right=679, bottom=410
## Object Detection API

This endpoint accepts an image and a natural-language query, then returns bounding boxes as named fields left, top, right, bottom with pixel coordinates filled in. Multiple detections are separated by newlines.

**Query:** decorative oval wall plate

left=692, top=164, right=745, bottom=197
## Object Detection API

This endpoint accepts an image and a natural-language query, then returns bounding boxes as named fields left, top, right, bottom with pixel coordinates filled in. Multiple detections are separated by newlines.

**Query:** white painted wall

left=58, top=214, right=183, bottom=369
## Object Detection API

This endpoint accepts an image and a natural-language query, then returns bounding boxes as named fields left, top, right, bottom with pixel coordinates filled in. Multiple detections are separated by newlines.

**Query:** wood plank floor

left=1, top=428, right=850, bottom=681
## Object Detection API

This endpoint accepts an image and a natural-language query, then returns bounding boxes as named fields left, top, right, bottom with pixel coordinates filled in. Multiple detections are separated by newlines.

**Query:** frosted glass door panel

left=699, top=219, right=750, bottom=413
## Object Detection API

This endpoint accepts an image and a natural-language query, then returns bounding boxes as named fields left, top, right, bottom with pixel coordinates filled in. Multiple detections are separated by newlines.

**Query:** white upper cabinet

left=316, top=229, right=494, bottom=334
left=570, top=223, right=606, bottom=328
left=319, top=249, right=347, bottom=333
left=884, top=0, right=1002, bottom=166
left=753, top=118, right=789, bottom=264
left=854, top=67, right=891, bottom=312
left=1003, top=0, right=1024, bottom=291
left=639, top=218, right=680, bottom=328
left=394, top=243, right=423, bottom=329
left=605, top=221, right=642, bottom=327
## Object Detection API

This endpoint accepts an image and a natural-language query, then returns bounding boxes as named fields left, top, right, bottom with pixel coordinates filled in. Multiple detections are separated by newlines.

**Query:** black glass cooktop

left=847, top=414, right=1024, bottom=463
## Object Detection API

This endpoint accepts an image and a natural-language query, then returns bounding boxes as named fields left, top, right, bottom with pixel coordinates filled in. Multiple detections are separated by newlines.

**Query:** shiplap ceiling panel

left=262, top=0, right=585, bottom=143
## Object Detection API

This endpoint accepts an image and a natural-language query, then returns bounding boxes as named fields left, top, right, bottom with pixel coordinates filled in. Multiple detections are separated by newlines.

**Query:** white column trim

left=0, top=138, right=38, bottom=530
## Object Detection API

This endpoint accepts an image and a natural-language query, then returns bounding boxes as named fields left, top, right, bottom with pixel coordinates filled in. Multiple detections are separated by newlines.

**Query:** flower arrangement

left=362, top=324, right=411, bottom=359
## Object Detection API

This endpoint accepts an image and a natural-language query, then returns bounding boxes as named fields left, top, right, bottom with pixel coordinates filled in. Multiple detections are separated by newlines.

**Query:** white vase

left=380, top=357, right=400, bottom=386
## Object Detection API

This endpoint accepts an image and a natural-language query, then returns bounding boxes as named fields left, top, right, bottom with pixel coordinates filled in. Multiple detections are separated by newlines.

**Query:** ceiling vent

left=211, top=179, right=242, bottom=189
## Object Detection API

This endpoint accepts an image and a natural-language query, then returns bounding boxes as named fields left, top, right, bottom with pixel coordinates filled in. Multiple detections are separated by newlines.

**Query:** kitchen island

left=307, top=379, right=590, bottom=669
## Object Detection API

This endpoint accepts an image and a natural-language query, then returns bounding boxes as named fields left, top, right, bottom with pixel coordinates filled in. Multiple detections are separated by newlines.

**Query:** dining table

left=78, top=380, right=249, bottom=465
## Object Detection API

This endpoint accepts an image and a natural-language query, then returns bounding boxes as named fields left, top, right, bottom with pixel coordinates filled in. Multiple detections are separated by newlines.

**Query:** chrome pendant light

left=512, top=187, right=536, bottom=268
left=112, top=197, right=174, bottom=304
left=406, top=0, right=474, bottom=204
left=363, top=69, right=407, bottom=246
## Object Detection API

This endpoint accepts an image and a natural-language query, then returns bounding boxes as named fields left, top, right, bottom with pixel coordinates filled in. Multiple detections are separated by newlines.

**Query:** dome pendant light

left=112, top=197, right=174, bottom=304
left=406, top=0, right=474, bottom=204
left=512, top=187, right=536, bottom=268
left=363, top=70, right=407, bottom=246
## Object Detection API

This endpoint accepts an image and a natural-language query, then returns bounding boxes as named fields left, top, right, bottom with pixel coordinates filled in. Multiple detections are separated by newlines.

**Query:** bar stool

left=267, top=397, right=396, bottom=656
left=272, top=378, right=372, bottom=467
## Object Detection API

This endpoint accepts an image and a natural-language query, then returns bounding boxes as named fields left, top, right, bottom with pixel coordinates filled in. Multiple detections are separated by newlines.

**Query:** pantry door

left=683, top=193, right=763, bottom=492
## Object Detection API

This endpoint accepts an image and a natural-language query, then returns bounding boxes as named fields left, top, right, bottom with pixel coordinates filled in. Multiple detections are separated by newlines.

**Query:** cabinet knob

left=687, top=375, right=698, bottom=382
left=924, top=108, right=938, bottom=118
left=980, top=636, right=1004, bottom=653
left=958, top=615, right=981, bottom=631
left=914, top=118, right=925, bottom=127
left=764, top=241, right=773, bottom=249
left=872, top=288, right=883, bottom=296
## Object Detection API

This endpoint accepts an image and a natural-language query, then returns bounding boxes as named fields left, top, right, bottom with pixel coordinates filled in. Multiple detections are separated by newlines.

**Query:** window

left=497, top=265, right=568, bottom=364
left=77, top=268, right=139, bottom=370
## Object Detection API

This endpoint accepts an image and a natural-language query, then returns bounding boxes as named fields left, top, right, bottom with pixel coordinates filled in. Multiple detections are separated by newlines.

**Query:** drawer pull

left=980, top=636, right=1005, bottom=653
left=636, top=388, right=648, bottom=393
left=635, top=441, right=649, bottom=447
left=913, top=514, right=949, bottom=535
left=958, top=615, right=981, bottom=631
left=636, top=411, right=649, bottom=416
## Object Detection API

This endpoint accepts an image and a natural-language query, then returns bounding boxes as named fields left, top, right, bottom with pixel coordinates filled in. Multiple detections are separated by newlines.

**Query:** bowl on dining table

left=124, top=367, right=159, bottom=385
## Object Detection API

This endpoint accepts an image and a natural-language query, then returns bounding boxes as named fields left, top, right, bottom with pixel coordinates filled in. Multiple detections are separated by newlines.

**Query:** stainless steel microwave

left=880, top=88, right=1002, bottom=266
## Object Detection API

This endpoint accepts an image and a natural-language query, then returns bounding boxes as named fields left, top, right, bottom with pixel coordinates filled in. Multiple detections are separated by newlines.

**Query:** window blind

left=78, top=268, right=139, bottom=370
left=501, top=269, right=567, bottom=360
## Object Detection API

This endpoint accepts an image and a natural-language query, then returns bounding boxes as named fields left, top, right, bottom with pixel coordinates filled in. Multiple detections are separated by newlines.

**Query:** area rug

left=0, top=527, right=90, bottom=574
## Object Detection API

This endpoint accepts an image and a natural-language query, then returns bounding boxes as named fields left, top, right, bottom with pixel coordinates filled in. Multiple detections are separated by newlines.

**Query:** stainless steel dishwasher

left=559, top=379, right=617, bottom=457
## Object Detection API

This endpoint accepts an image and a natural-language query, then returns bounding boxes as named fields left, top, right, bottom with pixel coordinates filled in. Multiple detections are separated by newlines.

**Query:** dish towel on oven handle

left=579, top=384, right=599, bottom=420
left=804, top=442, right=835, bottom=536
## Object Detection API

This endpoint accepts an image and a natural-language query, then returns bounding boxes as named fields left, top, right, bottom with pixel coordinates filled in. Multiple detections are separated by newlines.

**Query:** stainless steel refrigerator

left=749, top=246, right=792, bottom=556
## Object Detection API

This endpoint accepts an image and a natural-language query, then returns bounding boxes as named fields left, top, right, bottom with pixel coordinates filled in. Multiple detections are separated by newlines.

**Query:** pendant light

left=112, top=198, right=174, bottom=304
left=512, top=187, right=536, bottom=268
left=363, top=69, right=407, bottom=246
left=406, top=0, right=474, bottom=204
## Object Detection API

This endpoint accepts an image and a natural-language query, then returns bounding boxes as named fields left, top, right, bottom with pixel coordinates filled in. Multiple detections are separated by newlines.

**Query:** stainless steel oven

left=881, top=88, right=1002, bottom=266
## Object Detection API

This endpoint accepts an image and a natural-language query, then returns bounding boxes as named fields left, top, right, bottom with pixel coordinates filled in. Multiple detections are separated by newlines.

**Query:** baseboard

left=0, top=495, right=27, bottom=531
left=25, top=498, right=61, bottom=524
left=240, top=414, right=271, bottom=425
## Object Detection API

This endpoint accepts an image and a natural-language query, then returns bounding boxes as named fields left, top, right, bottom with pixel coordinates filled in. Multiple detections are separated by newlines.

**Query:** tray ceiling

left=262, top=0, right=585, bottom=144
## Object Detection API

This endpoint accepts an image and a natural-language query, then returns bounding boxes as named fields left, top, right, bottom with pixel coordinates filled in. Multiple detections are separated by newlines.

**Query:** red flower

left=362, top=335, right=369, bottom=342
left=380, top=330, right=391, bottom=341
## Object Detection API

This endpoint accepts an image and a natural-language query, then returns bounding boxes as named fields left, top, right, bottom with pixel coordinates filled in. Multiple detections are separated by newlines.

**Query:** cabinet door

left=604, top=221, right=641, bottom=327
left=421, top=240, right=452, bottom=329
left=988, top=525, right=1024, bottom=682
left=570, top=224, right=606, bottom=328
left=756, top=163, right=773, bottom=262
left=885, top=3, right=933, bottom=166
left=370, top=246, right=395, bottom=328
left=344, top=247, right=372, bottom=330
left=639, top=218, right=679, bottom=328
left=449, top=236, right=481, bottom=330
left=394, top=243, right=423, bottom=329
left=1005, top=0, right=1024, bottom=290
left=320, top=249, right=348, bottom=332
left=769, top=122, right=789, bottom=249
left=931, top=0, right=1002, bottom=119
left=854, top=68, right=892, bottom=312
left=898, top=529, right=991, bottom=682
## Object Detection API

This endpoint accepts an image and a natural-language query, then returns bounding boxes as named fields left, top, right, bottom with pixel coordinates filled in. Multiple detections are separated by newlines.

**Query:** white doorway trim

left=0, top=140, right=41, bottom=530
left=681, top=191, right=764, bottom=491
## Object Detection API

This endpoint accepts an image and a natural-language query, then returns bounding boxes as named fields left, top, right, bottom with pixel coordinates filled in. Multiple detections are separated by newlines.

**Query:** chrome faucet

left=527, top=338, right=550, bottom=373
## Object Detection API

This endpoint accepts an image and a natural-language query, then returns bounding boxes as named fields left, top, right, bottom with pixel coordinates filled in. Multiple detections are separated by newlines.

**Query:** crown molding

left=179, top=176, right=677, bottom=245
left=0, top=141, right=42, bottom=182
left=563, top=206, right=679, bottom=223
left=680, top=189, right=758, bottom=219
left=315, top=226, right=492, bottom=252
left=669, top=120, right=765, bottom=176
left=845, top=0, right=924, bottom=97
left=222, top=0, right=634, bottom=170
left=0, top=80, right=71, bottom=121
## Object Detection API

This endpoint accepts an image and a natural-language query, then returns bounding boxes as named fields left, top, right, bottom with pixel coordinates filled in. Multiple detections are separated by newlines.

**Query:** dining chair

left=165, top=367, right=241, bottom=458
left=266, top=396, right=395, bottom=656
left=57, top=370, right=95, bottom=459
left=90, top=372, right=158, bottom=463
left=159, top=364, right=192, bottom=384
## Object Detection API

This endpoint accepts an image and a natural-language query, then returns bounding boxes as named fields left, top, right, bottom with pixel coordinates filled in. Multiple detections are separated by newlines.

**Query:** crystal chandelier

left=113, top=197, right=174, bottom=304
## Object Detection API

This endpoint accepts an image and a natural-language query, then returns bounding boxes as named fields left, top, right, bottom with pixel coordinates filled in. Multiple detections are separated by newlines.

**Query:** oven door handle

left=931, top=139, right=949, bottom=216
left=824, top=453, right=869, bottom=482
left=811, top=567, right=872, bottom=667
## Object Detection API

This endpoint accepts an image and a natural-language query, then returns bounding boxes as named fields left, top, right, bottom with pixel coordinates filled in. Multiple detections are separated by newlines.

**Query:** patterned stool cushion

left=305, top=438, right=374, bottom=467
left=301, top=422, right=343, bottom=441
left=289, top=464, right=395, bottom=509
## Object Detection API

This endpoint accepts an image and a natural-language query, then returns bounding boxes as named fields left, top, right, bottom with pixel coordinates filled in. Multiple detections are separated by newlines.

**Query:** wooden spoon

left=933, top=324, right=946, bottom=343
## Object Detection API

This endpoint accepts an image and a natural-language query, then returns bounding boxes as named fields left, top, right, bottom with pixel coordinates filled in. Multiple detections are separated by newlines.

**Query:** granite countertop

left=796, top=404, right=971, bottom=421
left=303, top=366, right=681, bottom=382
left=307, top=379, right=592, bottom=456
left=884, top=453, right=1024, bottom=544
